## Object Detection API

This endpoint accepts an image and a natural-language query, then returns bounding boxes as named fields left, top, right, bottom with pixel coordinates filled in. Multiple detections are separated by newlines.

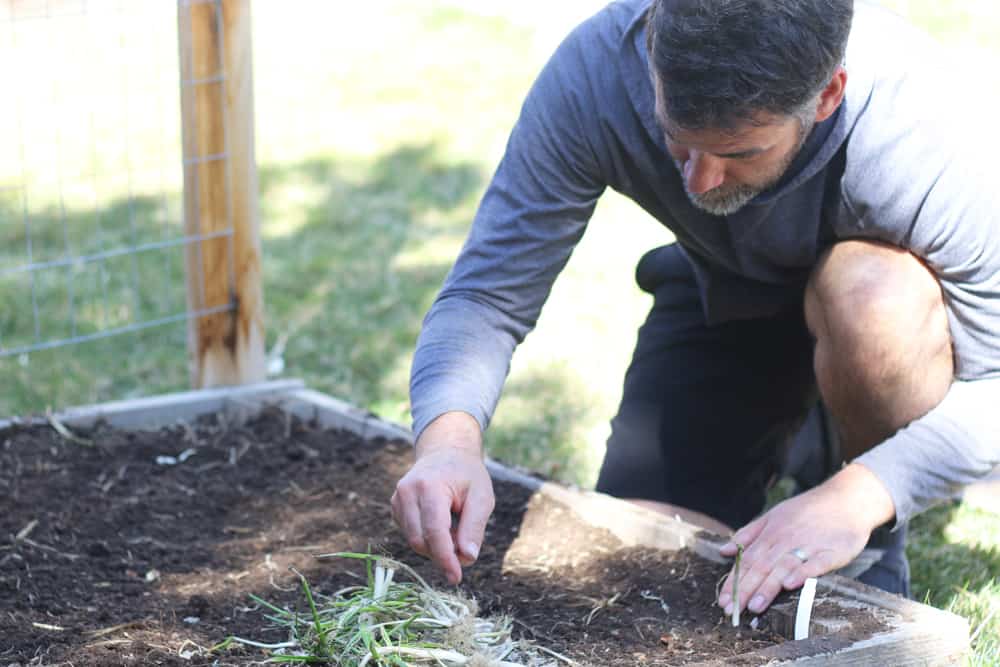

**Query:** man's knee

left=805, top=240, right=952, bottom=370
left=804, top=240, right=953, bottom=447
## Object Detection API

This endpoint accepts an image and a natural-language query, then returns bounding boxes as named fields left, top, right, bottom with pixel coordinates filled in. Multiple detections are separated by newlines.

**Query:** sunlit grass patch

left=909, top=501, right=1000, bottom=664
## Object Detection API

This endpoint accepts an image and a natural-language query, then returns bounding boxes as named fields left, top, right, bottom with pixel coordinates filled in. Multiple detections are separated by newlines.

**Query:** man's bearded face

left=653, top=79, right=817, bottom=216
left=674, top=117, right=812, bottom=216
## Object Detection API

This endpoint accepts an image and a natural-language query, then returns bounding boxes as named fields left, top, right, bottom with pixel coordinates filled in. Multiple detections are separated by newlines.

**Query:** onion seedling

left=213, top=551, right=570, bottom=666
left=732, top=543, right=744, bottom=627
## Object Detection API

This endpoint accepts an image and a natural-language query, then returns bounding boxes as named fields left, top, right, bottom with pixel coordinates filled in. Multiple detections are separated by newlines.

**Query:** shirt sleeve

left=855, top=380, right=1000, bottom=525
left=839, top=20, right=1000, bottom=523
left=409, top=21, right=607, bottom=440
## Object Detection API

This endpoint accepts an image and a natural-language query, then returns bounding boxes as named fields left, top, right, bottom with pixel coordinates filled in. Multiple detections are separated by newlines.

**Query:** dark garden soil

left=2, top=407, right=807, bottom=666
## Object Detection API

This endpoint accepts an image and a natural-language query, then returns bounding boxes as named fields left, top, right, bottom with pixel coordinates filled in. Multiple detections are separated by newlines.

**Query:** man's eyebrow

left=661, top=122, right=769, bottom=159
left=714, top=146, right=767, bottom=159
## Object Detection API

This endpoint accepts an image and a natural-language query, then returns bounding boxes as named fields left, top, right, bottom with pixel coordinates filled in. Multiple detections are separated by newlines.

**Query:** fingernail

left=718, top=593, right=731, bottom=608
left=749, top=595, right=765, bottom=613
left=720, top=541, right=735, bottom=553
left=464, top=542, right=479, bottom=560
left=724, top=602, right=733, bottom=616
left=783, top=575, right=796, bottom=589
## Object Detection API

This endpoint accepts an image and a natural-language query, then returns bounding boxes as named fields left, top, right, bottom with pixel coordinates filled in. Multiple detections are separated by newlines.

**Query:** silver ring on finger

left=790, top=547, right=809, bottom=563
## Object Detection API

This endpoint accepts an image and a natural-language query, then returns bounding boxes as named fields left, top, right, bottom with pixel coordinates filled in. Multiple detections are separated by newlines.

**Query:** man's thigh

left=596, top=244, right=817, bottom=529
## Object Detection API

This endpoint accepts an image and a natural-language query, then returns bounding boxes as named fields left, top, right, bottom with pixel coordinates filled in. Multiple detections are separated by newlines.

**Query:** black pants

left=596, top=243, right=910, bottom=596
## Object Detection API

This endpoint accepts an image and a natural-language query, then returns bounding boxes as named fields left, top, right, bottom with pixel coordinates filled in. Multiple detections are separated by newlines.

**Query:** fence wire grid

left=1, top=0, right=239, bottom=358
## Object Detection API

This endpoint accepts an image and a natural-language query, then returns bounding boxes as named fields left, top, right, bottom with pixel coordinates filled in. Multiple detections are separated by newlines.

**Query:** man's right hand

left=390, top=411, right=495, bottom=585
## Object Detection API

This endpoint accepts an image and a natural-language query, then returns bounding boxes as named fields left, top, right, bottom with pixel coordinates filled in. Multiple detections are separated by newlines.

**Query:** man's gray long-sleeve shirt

left=410, top=0, right=1000, bottom=524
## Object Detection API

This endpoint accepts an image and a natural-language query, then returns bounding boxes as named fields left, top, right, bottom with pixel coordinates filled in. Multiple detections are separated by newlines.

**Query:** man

left=391, top=0, right=1000, bottom=619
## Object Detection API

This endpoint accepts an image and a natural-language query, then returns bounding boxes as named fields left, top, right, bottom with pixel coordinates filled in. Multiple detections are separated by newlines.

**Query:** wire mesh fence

left=0, top=0, right=239, bottom=359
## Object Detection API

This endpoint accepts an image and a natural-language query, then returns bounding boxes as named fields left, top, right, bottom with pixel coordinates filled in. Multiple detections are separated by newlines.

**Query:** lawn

left=1, top=1, right=998, bottom=663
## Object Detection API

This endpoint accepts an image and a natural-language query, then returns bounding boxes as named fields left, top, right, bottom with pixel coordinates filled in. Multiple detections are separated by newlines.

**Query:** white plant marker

left=732, top=543, right=744, bottom=627
left=794, top=577, right=818, bottom=640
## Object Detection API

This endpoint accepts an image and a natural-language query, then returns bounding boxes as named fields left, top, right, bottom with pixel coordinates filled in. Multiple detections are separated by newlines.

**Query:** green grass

left=910, top=502, right=1000, bottom=665
left=1, top=1, right=998, bottom=663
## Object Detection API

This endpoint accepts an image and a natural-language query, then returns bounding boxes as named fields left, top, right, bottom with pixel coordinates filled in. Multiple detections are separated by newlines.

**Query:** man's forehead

left=651, top=75, right=788, bottom=147
left=662, top=116, right=778, bottom=144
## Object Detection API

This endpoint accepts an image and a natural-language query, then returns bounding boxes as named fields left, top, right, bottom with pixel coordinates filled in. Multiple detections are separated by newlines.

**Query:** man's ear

left=815, top=66, right=847, bottom=123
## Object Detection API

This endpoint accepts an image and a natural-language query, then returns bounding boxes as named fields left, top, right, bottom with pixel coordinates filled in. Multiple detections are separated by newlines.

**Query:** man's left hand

left=716, top=463, right=895, bottom=617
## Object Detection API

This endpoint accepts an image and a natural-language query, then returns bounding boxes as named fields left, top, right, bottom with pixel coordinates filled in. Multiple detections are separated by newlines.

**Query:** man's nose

left=682, top=151, right=725, bottom=194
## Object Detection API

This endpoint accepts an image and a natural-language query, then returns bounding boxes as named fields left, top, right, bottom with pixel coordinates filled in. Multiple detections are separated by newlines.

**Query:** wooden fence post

left=177, top=0, right=266, bottom=388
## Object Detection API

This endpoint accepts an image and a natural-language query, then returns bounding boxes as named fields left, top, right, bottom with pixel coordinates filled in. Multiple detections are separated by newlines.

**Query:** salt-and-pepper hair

left=646, top=0, right=853, bottom=131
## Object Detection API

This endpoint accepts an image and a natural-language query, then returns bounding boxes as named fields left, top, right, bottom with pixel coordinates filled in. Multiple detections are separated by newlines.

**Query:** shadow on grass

left=0, top=190, right=186, bottom=345
left=0, top=143, right=482, bottom=417
left=257, top=144, right=598, bottom=481
left=0, top=188, right=191, bottom=414
left=256, top=143, right=485, bottom=418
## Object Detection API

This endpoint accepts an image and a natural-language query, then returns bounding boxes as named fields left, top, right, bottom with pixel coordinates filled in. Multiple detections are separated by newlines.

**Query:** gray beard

left=684, top=182, right=762, bottom=216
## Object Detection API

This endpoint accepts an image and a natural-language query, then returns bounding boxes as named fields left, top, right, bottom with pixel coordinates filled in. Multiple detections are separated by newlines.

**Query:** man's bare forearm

left=415, top=411, right=483, bottom=459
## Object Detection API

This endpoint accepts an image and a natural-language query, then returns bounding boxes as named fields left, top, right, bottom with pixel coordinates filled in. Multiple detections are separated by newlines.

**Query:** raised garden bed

left=0, top=381, right=969, bottom=665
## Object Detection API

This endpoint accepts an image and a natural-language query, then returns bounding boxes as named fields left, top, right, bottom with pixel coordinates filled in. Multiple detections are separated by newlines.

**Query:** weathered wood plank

left=0, top=379, right=304, bottom=431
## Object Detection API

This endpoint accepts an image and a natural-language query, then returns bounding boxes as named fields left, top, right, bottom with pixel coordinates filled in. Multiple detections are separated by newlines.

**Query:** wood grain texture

left=178, top=0, right=265, bottom=388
